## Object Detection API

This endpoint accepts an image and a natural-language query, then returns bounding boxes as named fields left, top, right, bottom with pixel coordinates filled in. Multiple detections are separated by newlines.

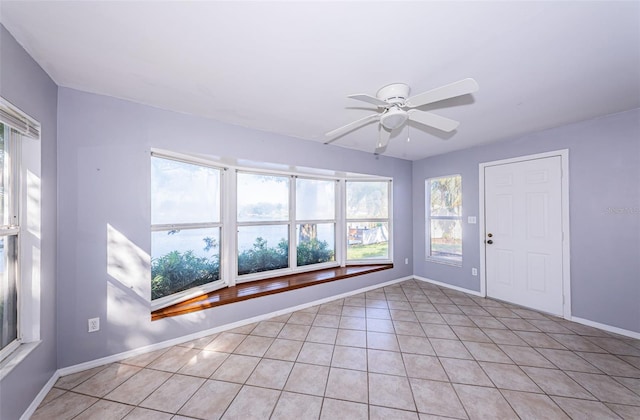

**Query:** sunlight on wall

left=107, top=223, right=149, bottom=301
left=20, top=165, right=41, bottom=342
left=26, top=245, right=41, bottom=340
left=107, top=224, right=153, bottom=347
left=26, top=170, right=41, bottom=239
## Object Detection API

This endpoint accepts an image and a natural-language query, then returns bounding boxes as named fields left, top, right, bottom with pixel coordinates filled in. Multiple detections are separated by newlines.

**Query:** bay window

left=150, top=150, right=392, bottom=308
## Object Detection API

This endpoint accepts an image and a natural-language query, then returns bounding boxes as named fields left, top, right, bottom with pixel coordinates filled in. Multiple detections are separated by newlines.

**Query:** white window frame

left=293, top=176, right=339, bottom=272
left=425, top=174, right=463, bottom=266
left=345, top=179, right=393, bottom=264
left=233, top=171, right=342, bottom=285
left=235, top=170, right=293, bottom=283
left=0, top=99, right=42, bottom=377
left=150, top=152, right=226, bottom=311
left=150, top=148, right=392, bottom=309
left=0, top=125, right=20, bottom=361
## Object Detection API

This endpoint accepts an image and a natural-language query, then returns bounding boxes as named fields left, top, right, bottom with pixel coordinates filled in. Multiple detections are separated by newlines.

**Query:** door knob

left=487, top=240, right=493, bottom=244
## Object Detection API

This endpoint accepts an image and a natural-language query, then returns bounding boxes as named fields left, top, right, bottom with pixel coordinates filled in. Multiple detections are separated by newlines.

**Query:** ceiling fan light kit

left=325, top=78, right=479, bottom=154
left=380, top=107, right=408, bottom=130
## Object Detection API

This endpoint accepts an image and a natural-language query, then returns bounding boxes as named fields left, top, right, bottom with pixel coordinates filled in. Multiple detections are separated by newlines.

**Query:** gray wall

left=56, top=87, right=413, bottom=368
left=413, top=109, right=640, bottom=333
left=0, top=25, right=58, bottom=419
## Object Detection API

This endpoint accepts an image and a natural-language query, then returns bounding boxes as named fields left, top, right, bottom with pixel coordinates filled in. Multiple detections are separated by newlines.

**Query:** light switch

left=468, top=216, right=477, bottom=224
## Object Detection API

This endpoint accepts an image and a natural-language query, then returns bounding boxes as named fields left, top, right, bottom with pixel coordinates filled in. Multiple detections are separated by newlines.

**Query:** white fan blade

left=405, top=78, right=479, bottom=108
left=408, top=109, right=460, bottom=132
left=374, top=127, right=392, bottom=154
left=324, top=113, right=380, bottom=143
left=348, top=94, right=389, bottom=108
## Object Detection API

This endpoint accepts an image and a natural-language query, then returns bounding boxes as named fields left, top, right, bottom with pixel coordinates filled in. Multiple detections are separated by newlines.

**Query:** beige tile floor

left=33, top=280, right=640, bottom=419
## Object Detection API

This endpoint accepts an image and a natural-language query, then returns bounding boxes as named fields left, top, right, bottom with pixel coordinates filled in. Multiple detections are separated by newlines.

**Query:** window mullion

left=151, top=222, right=221, bottom=232
left=236, top=220, right=290, bottom=227
left=338, top=180, right=346, bottom=267
left=225, top=168, right=237, bottom=287
left=289, top=175, right=296, bottom=270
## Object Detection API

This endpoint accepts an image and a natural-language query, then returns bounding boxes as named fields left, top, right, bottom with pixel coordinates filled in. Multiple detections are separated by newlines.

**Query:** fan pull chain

left=407, top=124, right=411, bottom=143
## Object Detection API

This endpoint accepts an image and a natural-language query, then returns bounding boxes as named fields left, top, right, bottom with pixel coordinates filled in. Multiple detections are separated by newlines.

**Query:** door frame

left=479, top=150, right=572, bottom=319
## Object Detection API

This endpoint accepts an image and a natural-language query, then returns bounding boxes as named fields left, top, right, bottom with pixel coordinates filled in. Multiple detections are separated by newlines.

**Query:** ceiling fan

left=324, top=78, right=479, bottom=154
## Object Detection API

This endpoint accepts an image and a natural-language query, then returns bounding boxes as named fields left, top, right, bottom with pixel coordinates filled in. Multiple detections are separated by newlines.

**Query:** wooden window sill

left=151, top=264, right=393, bottom=320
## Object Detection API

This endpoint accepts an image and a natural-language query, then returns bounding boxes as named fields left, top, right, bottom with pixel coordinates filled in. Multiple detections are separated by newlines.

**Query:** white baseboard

left=28, top=276, right=409, bottom=418
left=415, top=276, right=640, bottom=340
left=58, top=275, right=412, bottom=378
left=23, top=274, right=640, bottom=418
left=20, top=370, right=60, bottom=420
left=413, top=275, right=484, bottom=297
left=570, top=316, right=640, bottom=340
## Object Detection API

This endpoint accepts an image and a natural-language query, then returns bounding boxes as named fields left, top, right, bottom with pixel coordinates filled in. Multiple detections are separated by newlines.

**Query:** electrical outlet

left=472, top=268, right=478, bottom=276
left=405, top=258, right=409, bottom=265
left=88, top=317, right=100, bottom=333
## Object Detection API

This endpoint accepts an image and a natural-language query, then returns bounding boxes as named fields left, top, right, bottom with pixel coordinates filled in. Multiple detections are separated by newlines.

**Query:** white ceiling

left=1, top=1, right=639, bottom=160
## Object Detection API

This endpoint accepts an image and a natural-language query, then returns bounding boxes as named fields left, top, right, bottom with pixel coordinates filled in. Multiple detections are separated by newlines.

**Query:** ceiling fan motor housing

left=376, top=83, right=411, bottom=105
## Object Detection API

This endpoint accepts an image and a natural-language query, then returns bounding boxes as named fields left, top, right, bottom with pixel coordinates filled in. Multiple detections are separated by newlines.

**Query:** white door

left=484, top=156, right=564, bottom=315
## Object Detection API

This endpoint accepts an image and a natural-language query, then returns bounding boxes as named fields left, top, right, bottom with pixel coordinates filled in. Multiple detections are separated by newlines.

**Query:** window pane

left=151, top=157, right=220, bottom=225
left=237, top=173, right=289, bottom=222
left=238, top=225, right=289, bottom=275
left=430, top=219, right=462, bottom=262
left=296, top=178, right=335, bottom=220
left=151, top=228, right=220, bottom=300
left=430, top=175, right=462, bottom=217
left=347, top=222, right=389, bottom=260
left=346, top=181, right=388, bottom=219
left=296, top=223, right=335, bottom=266
left=0, top=235, right=18, bottom=350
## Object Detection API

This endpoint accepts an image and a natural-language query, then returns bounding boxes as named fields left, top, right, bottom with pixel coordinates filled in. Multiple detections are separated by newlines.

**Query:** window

left=426, top=175, right=462, bottom=264
left=235, top=174, right=338, bottom=278
left=150, top=155, right=223, bottom=304
left=0, top=98, right=41, bottom=369
left=150, top=150, right=391, bottom=308
left=346, top=180, right=391, bottom=260
left=236, top=172, right=290, bottom=276
left=0, top=123, right=18, bottom=356
left=295, top=178, right=336, bottom=267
